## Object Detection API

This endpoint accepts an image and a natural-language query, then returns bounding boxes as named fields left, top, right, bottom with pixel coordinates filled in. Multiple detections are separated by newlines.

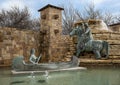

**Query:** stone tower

left=38, top=4, right=64, bottom=62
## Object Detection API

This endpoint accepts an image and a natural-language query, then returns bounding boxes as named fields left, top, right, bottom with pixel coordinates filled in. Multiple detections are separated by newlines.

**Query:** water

left=44, top=70, right=49, bottom=79
left=0, top=67, right=120, bottom=85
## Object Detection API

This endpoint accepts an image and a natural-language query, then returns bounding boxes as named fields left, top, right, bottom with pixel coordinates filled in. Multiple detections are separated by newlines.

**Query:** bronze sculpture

left=29, top=48, right=41, bottom=64
left=12, top=49, right=79, bottom=71
left=70, top=23, right=109, bottom=59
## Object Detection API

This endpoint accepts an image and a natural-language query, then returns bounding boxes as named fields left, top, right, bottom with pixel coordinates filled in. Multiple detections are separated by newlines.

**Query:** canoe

left=12, top=56, right=79, bottom=71
left=11, top=67, right=87, bottom=74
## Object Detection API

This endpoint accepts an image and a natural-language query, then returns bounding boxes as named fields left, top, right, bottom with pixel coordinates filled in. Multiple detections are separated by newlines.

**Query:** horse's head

left=70, top=28, right=77, bottom=37
left=70, top=23, right=84, bottom=37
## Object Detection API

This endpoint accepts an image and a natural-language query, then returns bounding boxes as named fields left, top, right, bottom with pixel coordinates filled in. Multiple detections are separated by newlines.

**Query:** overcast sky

left=0, top=0, right=120, bottom=18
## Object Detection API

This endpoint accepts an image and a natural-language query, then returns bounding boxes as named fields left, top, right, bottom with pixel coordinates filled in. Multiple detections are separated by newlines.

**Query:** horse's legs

left=101, top=41, right=109, bottom=59
left=105, top=42, right=109, bottom=59
left=93, top=50, right=101, bottom=59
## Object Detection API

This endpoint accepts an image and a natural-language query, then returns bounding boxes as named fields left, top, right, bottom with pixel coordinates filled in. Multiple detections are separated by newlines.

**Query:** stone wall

left=49, top=35, right=74, bottom=62
left=39, top=31, right=74, bottom=62
left=92, top=29, right=120, bottom=59
left=39, top=6, right=72, bottom=62
left=1, top=4, right=119, bottom=67
left=109, top=23, right=120, bottom=32
left=0, top=27, right=73, bottom=66
left=0, top=27, right=120, bottom=66
left=0, top=28, right=39, bottom=66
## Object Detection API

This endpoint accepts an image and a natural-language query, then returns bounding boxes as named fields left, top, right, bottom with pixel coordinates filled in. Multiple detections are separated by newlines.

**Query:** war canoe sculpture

left=12, top=49, right=79, bottom=71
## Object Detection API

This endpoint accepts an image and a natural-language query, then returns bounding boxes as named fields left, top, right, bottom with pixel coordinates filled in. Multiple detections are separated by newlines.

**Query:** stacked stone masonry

left=0, top=28, right=40, bottom=66
left=39, top=6, right=74, bottom=62
left=92, top=29, right=120, bottom=59
left=0, top=27, right=120, bottom=66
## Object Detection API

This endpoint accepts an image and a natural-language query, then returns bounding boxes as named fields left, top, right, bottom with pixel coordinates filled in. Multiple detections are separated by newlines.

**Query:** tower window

left=54, top=29, right=59, bottom=34
left=41, top=15, right=46, bottom=19
left=53, top=14, right=59, bottom=20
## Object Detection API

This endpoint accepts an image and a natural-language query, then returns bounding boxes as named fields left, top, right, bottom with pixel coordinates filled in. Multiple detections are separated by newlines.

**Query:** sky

left=0, top=0, right=120, bottom=18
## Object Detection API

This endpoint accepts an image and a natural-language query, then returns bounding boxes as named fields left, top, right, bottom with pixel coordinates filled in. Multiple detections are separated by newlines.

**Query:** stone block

left=65, top=58, right=71, bottom=61
left=80, top=59, right=112, bottom=64
left=66, top=55, right=72, bottom=58
left=0, top=57, right=2, bottom=61
left=112, top=60, right=120, bottom=64
left=92, top=29, right=111, bottom=34
left=110, top=34, right=120, bottom=40
left=109, top=56, right=120, bottom=59
left=110, top=45, right=120, bottom=49
left=107, top=40, right=120, bottom=45
left=109, top=50, right=120, bottom=56
left=3, top=54, right=11, bottom=59
left=4, top=59, right=11, bottom=65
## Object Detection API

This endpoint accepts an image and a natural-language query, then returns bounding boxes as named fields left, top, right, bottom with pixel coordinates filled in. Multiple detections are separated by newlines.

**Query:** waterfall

left=99, top=20, right=109, bottom=30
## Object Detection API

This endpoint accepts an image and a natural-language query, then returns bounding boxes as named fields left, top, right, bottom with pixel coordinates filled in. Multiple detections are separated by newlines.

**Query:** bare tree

left=84, top=2, right=103, bottom=20
left=101, top=11, right=115, bottom=25
left=83, top=2, right=120, bottom=25
left=31, top=18, right=40, bottom=30
left=62, top=2, right=102, bottom=34
left=114, top=13, right=120, bottom=23
left=62, top=2, right=118, bottom=34
left=62, top=4, right=82, bottom=34
left=0, top=6, right=40, bottom=30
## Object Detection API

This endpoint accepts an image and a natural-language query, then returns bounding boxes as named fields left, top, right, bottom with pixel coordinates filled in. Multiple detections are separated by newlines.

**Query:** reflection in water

left=44, top=70, right=49, bottom=79
left=0, top=67, right=120, bottom=85
left=10, top=81, right=25, bottom=85
left=37, top=80, right=46, bottom=83
left=28, top=71, right=35, bottom=78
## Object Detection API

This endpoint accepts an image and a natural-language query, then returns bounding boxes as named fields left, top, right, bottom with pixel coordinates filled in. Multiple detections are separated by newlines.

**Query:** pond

left=0, top=67, right=120, bottom=85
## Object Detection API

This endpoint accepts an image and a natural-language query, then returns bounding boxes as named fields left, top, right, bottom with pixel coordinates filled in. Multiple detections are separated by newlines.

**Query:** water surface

left=0, top=67, right=120, bottom=85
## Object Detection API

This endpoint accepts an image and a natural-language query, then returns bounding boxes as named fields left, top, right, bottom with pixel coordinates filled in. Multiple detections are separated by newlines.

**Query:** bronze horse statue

left=70, top=23, right=109, bottom=59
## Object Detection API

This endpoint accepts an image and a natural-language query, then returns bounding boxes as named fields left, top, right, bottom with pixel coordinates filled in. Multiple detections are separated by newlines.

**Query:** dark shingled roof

left=109, top=23, right=120, bottom=26
left=38, top=4, right=64, bottom=11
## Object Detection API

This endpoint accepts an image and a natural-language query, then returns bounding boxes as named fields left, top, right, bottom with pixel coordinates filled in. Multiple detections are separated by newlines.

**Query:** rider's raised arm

left=84, top=23, right=91, bottom=34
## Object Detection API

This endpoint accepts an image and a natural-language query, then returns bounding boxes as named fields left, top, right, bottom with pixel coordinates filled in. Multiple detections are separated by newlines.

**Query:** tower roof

left=38, top=4, right=64, bottom=11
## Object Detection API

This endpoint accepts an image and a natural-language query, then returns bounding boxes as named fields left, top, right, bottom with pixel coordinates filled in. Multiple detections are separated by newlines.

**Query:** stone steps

left=0, top=58, right=120, bottom=67
left=0, top=64, right=10, bottom=67
left=80, top=58, right=120, bottom=66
